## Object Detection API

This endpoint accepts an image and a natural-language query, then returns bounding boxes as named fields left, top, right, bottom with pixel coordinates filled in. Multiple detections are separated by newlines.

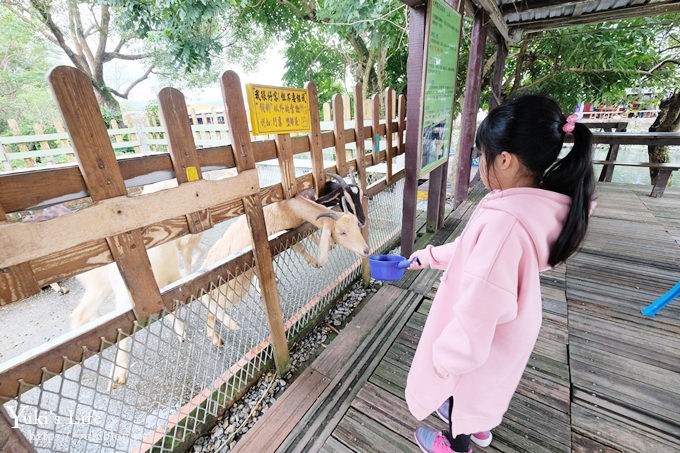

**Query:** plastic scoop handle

left=397, top=257, right=420, bottom=269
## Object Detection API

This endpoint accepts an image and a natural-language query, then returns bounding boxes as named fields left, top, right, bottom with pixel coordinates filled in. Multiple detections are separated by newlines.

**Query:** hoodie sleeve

left=412, top=237, right=461, bottom=270
left=431, top=217, right=523, bottom=377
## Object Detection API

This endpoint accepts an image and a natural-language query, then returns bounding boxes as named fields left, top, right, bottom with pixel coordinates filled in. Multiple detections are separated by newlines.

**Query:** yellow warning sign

left=245, top=84, right=312, bottom=135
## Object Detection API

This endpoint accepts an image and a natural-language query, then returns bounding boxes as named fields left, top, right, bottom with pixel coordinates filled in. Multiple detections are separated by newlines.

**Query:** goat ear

left=317, top=223, right=332, bottom=267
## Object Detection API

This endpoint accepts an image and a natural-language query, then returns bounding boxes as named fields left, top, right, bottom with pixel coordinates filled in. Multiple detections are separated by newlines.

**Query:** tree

left=109, top=0, right=409, bottom=104
left=2, top=0, right=271, bottom=115
left=486, top=15, right=679, bottom=177
left=0, top=6, right=59, bottom=132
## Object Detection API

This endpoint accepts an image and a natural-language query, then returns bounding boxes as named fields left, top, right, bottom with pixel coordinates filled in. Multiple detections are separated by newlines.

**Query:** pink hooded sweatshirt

left=405, top=187, right=570, bottom=435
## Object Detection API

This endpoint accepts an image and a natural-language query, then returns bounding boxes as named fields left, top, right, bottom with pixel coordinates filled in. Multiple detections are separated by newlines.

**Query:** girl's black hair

left=475, top=94, right=595, bottom=266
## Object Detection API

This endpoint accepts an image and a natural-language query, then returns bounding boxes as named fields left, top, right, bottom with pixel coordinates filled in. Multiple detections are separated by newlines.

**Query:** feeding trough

left=368, top=255, right=419, bottom=281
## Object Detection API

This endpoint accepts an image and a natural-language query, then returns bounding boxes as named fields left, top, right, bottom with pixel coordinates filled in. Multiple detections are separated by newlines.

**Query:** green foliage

left=0, top=6, right=59, bottom=135
left=497, top=15, right=680, bottom=112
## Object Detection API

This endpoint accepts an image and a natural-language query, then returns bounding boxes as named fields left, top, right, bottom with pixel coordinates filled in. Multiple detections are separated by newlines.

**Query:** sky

left=105, top=42, right=287, bottom=112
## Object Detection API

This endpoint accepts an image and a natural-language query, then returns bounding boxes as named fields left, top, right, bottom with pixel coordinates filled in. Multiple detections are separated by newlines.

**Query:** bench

left=592, top=160, right=680, bottom=197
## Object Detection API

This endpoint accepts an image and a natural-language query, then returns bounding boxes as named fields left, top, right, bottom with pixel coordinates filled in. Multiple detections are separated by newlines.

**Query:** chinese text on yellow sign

left=245, top=84, right=312, bottom=135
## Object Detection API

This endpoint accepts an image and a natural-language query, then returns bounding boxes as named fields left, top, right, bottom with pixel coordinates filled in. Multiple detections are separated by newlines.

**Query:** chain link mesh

left=2, top=156, right=406, bottom=452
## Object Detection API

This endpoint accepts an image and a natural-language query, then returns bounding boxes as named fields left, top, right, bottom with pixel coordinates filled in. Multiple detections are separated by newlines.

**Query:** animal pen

left=0, top=66, right=408, bottom=452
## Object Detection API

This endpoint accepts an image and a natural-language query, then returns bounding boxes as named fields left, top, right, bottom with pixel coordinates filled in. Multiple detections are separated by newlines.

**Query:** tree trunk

left=648, top=89, right=680, bottom=185
left=92, top=79, right=122, bottom=115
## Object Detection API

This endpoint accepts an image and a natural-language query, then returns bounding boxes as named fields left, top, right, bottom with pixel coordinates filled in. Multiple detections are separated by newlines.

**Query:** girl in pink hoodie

left=409, top=95, right=595, bottom=453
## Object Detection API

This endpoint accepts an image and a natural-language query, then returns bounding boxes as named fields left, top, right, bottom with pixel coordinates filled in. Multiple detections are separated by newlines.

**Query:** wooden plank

left=352, top=83, right=371, bottom=285
left=571, top=402, right=679, bottom=452
left=278, top=288, right=421, bottom=452
left=305, top=81, right=324, bottom=198
left=384, top=88, right=393, bottom=184
left=371, top=93, right=380, bottom=161
left=332, top=94, right=347, bottom=176
left=158, top=87, right=212, bottom=233
left=397, top=94, right=406, bottom=156
left=231, top=368, right=331, bottom=453
left=0, top=170, right=259, bottom=268
left=332, top=407, right=416, bottom=452
left=275, top=133, right=297, bottom=199
left=504, top=392, right=571, bottom=449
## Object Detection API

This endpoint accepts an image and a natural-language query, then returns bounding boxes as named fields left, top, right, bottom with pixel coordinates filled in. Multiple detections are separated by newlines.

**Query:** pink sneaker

left=435, top=400, right=493, bottom=447
left=414, top=427, right=470, bottom=453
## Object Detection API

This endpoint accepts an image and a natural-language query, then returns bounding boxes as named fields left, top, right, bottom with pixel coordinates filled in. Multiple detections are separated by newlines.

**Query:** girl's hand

left=408, top=252, right=427, bottom=270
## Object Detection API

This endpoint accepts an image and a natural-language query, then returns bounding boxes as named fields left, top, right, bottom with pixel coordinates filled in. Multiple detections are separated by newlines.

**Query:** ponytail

left=541, top=122, right=595, bottom=266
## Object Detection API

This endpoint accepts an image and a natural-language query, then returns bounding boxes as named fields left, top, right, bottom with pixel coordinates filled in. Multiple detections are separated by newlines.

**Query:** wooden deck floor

left=230, top=183, right=680, bottom=453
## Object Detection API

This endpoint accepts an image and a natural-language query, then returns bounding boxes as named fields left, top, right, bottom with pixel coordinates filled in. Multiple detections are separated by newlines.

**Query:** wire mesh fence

left=2, top=163, right=406, bottom=452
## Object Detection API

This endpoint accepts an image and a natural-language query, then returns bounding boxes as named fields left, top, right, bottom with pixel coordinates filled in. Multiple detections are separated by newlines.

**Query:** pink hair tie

left=562, top=113, right=578, bottom=134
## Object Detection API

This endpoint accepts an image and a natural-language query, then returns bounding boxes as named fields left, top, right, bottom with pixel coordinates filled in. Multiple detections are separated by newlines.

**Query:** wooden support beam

left=453, top=6, right=487, bottom=207
left=353, top=83, right=371, bottom=285
left=488, top=35, right=508, bottom=111
left=474, top=0, right=510, bottom=42
left=400, top=4, right=427, bottom=258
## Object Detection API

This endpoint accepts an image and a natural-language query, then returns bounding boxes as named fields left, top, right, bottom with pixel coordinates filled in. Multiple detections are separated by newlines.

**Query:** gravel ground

left=189, top=277, right=384, bottom=453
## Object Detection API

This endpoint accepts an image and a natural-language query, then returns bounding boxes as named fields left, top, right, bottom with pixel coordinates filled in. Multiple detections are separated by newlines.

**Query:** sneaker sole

left=471, top=432, right=493, bottom=448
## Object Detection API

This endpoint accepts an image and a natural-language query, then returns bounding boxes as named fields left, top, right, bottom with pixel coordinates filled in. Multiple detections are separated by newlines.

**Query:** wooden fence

left=1, top=95, right=392, bottom=173
left=0, top=65, right=405, bottom=451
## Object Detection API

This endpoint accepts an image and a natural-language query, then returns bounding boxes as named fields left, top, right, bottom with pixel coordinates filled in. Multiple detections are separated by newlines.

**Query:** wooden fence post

left=306, top=81, right=325, bottom=198
left=332, top=94, right=348, bottom=176
left=48, top=65, right=164, bottom=321
left=342, top=94, right=351, bottom=121
left=397, top=94, right=406, bottom=156
left=322, top=102, right=331, bottom=122
left=32, top=123, right=55, bottom=164
left=7, top=119, right=33, bottom=167
left=220, top=70, right=290, bottom=375
left=158, top=87, right=213, bottom=234
left=353, top=84, right=371, bottom=285
left=384, top=88, right=394, bottom=184
left=372, top=93, right=380, bottom=162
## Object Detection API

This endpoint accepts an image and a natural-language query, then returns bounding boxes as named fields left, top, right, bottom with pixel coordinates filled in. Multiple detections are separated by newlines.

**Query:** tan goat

left=201, top=192, right=369, bottom=346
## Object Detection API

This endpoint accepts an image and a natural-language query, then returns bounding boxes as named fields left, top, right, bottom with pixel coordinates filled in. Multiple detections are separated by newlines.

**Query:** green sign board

left=419, top=0, right=462, bottom=176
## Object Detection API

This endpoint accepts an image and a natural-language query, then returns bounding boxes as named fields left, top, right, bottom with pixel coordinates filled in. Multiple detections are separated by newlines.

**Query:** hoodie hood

left=481, top=187, right=571, bottom=270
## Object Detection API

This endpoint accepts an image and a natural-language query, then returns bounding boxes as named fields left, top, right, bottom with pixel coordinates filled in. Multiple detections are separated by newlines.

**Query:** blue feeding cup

left=368, top=255, right=418, bottom=281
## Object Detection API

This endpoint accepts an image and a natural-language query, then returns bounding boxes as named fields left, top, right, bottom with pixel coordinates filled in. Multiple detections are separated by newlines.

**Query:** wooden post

left=372, top=93, right=380, bottom=163
left=384, top=88, right=394, bottom=184
left=7, top=119, right=33, bottom=167
left=32, top=123, right=54, bottom=164
left=275, top=132, right=296, bottom=199
left=342, top=94, right=351, bottom=121
left=220, top=70, right=290, bottom=375
left=353, top=83, right=371, bottom=285
left=48, top=65, right=164, bottom=321
left=488, top=35, right=508, bottom=112
left=323, top=102, right=331, bottom=122
left=453, top=6, right=487, bottom=208
left=397, top=94, right=406, bottom=156
left=599, top=121, right=628, bottom=182
left=332, top=94, right=348, bottom=175
left=401, top=4, right=427, bottom=258
left=53, top=118, right=75, bottom=161
left=158, top=87, right=213, bottom=234
left=306, top=81, right=325, bottom=198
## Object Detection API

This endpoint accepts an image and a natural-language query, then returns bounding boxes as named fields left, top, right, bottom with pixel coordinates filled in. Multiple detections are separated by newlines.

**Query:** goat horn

left=326, top=172, right=348, bottom=187
left=316, top=212, right=339, bottom=221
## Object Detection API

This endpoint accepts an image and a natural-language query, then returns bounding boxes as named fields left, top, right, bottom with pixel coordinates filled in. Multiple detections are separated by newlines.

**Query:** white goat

left=70, top=177, right=205, bottom=389
left=71, top=240, right=190, bottom=388
left=200, top=192, right=369, bottom=346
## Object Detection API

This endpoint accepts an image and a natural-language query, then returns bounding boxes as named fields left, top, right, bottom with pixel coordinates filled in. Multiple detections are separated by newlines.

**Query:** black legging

left=444, top=396, right=471, bottom=452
